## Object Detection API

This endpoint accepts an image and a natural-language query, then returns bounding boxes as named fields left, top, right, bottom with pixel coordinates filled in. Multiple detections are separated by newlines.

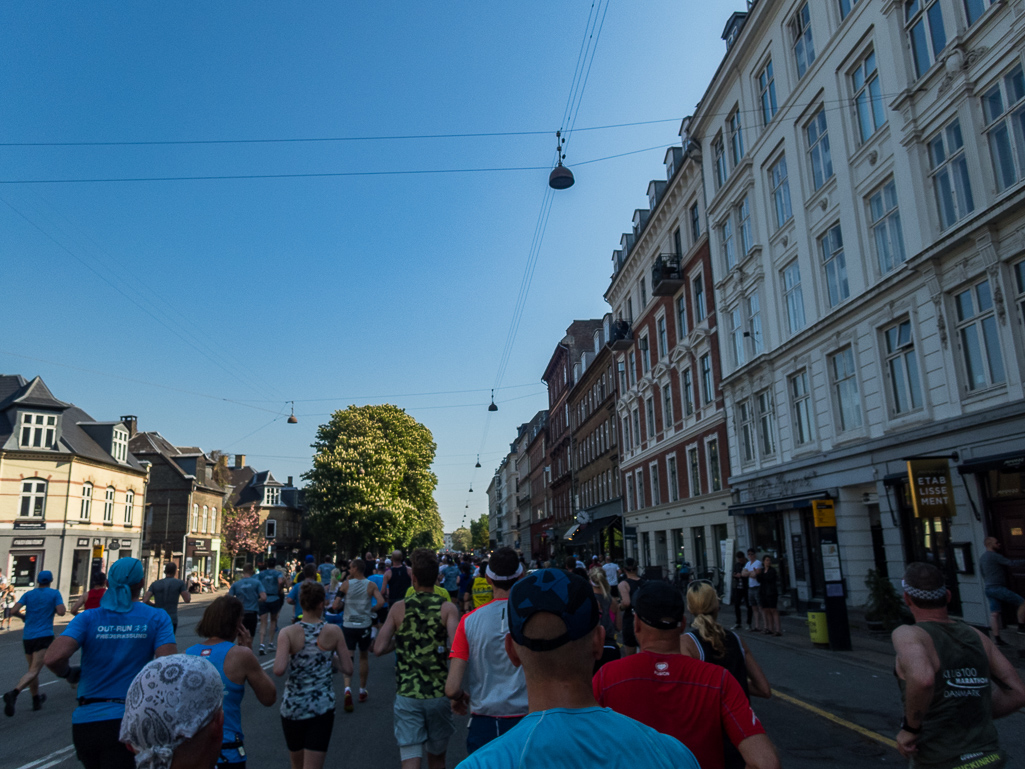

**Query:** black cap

left=508, top=569, right=599, bottom=651
left=633, top=581, right=685, bottom=630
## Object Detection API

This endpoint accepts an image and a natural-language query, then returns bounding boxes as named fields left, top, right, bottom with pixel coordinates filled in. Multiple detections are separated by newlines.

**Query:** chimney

left=287, top=476, right=293, bottom=486
left=120, top=415, right=138, bottom=438
left=235, top=454, right=246, bottom=469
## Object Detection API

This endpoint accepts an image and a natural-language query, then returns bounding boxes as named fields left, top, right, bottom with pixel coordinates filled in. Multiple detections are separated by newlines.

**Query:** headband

left=902, top=580, right=948, bottom=601
left=486, top=563, right=524, bottom=581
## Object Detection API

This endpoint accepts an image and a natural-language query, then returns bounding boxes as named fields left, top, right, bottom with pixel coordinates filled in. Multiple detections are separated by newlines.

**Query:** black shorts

left=23, top=635, right=54, bottom=655
left=282, top=709, right=335, bottom=753
left=259, top=600, right=282, bottom=617
left=343, top=625, right=372, bottom=652
left=242, top=612, right=258, bottom=637
left=622, top=612, right=639, bottom=648
left=73, top=719, right=136, bottom=769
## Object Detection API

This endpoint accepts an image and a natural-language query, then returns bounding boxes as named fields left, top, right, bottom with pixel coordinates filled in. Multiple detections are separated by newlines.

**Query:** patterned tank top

left=395, top=592, right=448, bottom=699
left=281, top=621, right=335, bottom=719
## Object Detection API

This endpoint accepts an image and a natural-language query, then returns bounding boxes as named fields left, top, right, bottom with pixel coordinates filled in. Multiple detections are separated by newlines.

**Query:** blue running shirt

left=19, top=587, right=64, bottom=639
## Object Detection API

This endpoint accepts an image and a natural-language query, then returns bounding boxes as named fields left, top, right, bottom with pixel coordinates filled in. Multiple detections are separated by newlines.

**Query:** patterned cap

left=507, top=569, right=599, bottom=652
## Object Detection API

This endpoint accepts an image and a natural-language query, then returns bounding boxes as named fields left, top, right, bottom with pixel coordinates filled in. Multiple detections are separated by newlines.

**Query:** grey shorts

left=748, top=589, right=762, bottom=607
left=393, top=695, right=454, bottom=757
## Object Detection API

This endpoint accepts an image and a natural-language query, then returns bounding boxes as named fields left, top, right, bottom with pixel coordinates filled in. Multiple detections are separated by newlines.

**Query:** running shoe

left=731, top=623, right=741, bottom=630
left=359, top=689, right=368, bottom=703
left=32, top=694, right=45, bottom=711
left=3, top=689, right=16, bottom=717
left=259, top=644, right=265, bottom=656
left=344, top=689, right=354, bottom=713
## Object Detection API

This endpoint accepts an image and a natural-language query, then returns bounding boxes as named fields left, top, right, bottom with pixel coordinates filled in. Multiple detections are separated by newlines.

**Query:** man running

left=332, top=558, right=385, bottom=712
left=602, top=555, right=619, bottom=587
left=893, top=561, right=1025, bottom=766
left=980, top=537, right=1025, bottom=646
left=617, top=558, right=645, bottom=656
left=440, top=556, right=461, bottom=597
left=45, top=557, right=177, bottom=768
left=594, top=581, right=780, bottom=769
left=382, top=550, right=413, bottom=606
left=446, top=547, right=527, bottom=754
left=471, top=561, right=493, bottom=608
left=318, top=555, right=336, bottom=585
left=286, top=564, right=319, bottom=623
left=228, top=564, right=267, bottom=639
left=375, top=549, right=459, bottom=769
left=257, top=557, right=285, bottom=656
left=143, top=562, right=190, bottom=634
left=4, top=570, right=65, bottom=716
left=456, top=569, right=699, bottom=769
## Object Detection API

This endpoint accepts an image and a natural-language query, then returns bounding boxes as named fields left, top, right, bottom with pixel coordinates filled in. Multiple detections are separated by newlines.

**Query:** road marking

left=771, top=689, right=898, bottom=749
left=14, top=744, right=75, bottom=769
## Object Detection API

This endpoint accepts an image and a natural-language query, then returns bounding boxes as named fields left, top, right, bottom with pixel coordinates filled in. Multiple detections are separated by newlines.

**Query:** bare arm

left=327, top=625, right=354, bottom=677
left=381, top=571, right=391, bottom=602
left=142, top=590, right=154, bottom=606
left=273, top=627, right=292, bottom=676
left=975, top=628, right=1025, bottom=718
left=155, top=643, right=177, bottom=657
left=737, top=734, right=781, bottom=769
left=445, top=657, right=470, bottom=714
left=373, top=601, right=402, bottom=656
left=180, top=585, right=191, bottom=604
left=44, top=635, right=80, bottom=675
left=234, top=647, right=277, bottom=706
left=740, top=639, right=772, bottom=699
left=679, top=633, right=700, bottom=659
left=892, top=625, right=937, bottom=758
left=55, top=602, right=67, bottom=617
left=617, top=581, right=631, bottom=610
left=69, top=595, right=87, bottom=615
left=443, top=602, right=459, bottom=650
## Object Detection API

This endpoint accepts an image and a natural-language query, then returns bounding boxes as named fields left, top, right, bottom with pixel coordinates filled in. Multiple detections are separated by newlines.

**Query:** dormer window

left=20, top=413, right=57, bottom=449
left=112, top=429, right=129, bottom=463
left=264, top=486, right=281, bottom=506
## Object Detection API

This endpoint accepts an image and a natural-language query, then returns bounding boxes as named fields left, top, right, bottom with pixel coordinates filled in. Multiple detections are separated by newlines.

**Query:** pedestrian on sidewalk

left=228, top=564, right=267, bottom=640
left=731, top=552, right=752, bottom=630
left=980, top=537, right=1025, bottom=646
left=758, top=556, right=781, bottom=636
left=617, top=558, right=645, bottom=656
left=186, top=595, right=277, bottom=768
left=3, top=570, right=65, bottom=717
left=45, top=557, right=177, bottom=768
left=256, top=558, right=285, bottom=656
left=274, top=581, right=353, bottom=769
left=741, top=549, right=764, bottom=632
left=374, top=548, right=459, bottom=769
left=892, top=562, right=1025, bottom=766
left=70, top=571, right=106, bottom=615
left=143, top=562, right=191, bottom=634
left=331, top=558, right=385, bottom=712
left=445, top=547, right=528, bottom=754
left=456, top=569, right=700, bottom=769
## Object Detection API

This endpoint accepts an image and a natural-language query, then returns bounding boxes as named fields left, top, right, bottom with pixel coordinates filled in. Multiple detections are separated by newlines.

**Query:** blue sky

left=1, top=1, right=733, bottom=534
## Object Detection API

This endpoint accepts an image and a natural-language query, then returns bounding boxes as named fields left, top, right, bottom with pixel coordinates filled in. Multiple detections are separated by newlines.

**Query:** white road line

left=14, top=744, right=75, bottom=769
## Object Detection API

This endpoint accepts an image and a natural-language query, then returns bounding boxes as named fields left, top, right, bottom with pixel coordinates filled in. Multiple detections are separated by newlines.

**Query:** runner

left=893, top=562, right=1025, bottom=766
left=4, top=570, right=65, bottom=716
left=382, top=550, right=413, bottom=606
left=228, top=564, right=267, bottom=639
left=45, top=557, right=176, bottom=769
left=457, top=562, right=474, bottom=613
left=374, top=548, right=459, bottom=769
left=274, top=581, right=353, bottom=769
left=331, top=558, right=385, bottom=712
left=980, top=537, right=1025, bottom=646
left=143, top=562, right=191, bottom=634
left=602, top=555, right=619, bottom=588
left=741, top=549, right=764, bottom=633
left=456, top=568, right=699, bottom=769
left=589, top=566, right=620, bottom=672
left=257, top=558, right=286, bottom=656
left=440, top=556, right=461, bottom=596
left=446, top=547, right=527, bottom=754
left=471, top=561, right=493, bottom=609
left=286, top=564, right=320, bottom=623
left=616, top=558, right=645, bottom=656
left=318, top=555, right=336, bottom=585
left=369, top=561, right=387, bottom=637
left=594, top=581, right=779, bottom=769
left=70, top=571, right=107, bottom=615
left=186, top=595, right=277, bottom=768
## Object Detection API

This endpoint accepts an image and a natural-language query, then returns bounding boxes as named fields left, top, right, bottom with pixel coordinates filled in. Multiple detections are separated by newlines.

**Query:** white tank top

left=343, top=578, right=372, bottom=628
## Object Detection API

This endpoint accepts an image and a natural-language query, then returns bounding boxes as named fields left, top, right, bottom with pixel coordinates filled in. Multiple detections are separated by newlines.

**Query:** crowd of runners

left=1, top=544, right=1025, bottom=768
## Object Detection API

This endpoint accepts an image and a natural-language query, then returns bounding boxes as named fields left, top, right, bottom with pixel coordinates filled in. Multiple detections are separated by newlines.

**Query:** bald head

left=392, top=550, right=403, bottom=562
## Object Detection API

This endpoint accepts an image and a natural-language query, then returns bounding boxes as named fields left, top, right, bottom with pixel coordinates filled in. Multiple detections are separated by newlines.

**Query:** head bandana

left=101, top=557, right=145, bottom=613
left=902, top=580, right=948, bottom=601
left=119, top=655, right=223, bottom=769
left=485, top=563, right=524, bottom=581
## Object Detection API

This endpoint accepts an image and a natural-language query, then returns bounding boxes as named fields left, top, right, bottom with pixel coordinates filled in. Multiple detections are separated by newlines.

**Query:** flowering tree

left=221, top=503, right=263, bottom=566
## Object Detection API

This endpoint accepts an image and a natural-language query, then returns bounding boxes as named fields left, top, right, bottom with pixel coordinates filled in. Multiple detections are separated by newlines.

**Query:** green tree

left=303, top=404, right=443, bottom=554
left=451, top=527, right=471, bottom=552
left=470, top=515, right=489, bottom=551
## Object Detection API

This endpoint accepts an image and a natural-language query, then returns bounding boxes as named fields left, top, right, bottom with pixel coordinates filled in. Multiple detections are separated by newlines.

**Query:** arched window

left=103, top=487, right=115, bottom=523
left=81, top=483, right=93, bottom=520
left=20, top=478, right=47, bottom=518
left=124, top=490, right=134, bottom=526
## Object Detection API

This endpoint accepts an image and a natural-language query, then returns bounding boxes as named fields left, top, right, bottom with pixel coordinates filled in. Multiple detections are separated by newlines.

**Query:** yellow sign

left=92, top=545, right=104, bottom=559
left=907, top=459, right=956, bottom=518
left=811, top=500, right=836, bottom=528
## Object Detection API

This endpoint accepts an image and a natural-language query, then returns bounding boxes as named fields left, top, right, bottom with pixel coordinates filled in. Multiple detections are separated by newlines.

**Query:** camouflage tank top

left=395, top=591, right=448, bottom=699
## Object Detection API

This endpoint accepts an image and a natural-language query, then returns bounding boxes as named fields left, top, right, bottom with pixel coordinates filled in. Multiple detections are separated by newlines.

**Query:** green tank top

left=898, top=621, right=1004, bottom=769
left=395, top=591, right=448, bottom=699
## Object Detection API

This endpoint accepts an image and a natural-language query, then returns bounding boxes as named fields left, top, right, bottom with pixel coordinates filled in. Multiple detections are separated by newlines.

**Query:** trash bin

left=807, top=611, right=829, bottom=646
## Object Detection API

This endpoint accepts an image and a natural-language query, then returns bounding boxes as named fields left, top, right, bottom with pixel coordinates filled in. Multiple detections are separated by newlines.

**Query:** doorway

left=70, top=550, right=90, bottom=597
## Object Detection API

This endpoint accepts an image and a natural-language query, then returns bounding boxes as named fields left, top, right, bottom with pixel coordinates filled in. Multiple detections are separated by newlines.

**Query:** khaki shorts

left=393, top=695, right=454, bottom=757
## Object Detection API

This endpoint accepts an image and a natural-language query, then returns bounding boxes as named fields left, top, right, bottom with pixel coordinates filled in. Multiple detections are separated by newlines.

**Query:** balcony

left=606, top=319, right=633, bottom=351
left=652, top=254, right=684, bottom=296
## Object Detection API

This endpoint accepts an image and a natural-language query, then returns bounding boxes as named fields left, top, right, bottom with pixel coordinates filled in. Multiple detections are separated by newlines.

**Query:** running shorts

left=343, top=625, right=372, bottom=652
left=281, top=709, right=335, bottom=753
left=23, top=635, right=54, bottom=655
left=259, top=599, right=281, bottom=617
left=73, top=719, right=136, bottom=769
left=242, top=612, right=258, bottom=638
left=393, top=695, right=454, bottom=754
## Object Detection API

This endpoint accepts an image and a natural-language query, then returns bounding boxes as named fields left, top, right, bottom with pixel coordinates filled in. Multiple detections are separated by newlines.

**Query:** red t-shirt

left=592, top=650, right=765, bottom=769
left=84, top=587, right=106, bottom=610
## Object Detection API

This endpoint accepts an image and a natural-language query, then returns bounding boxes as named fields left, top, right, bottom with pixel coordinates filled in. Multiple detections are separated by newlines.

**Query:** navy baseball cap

left=305, top=555, right=315, bottom=562
left=634, top=581, right=685, bottom=630
left=508, top=568, right=599, bottom=652
left=37, top=570, right=53, bottom=585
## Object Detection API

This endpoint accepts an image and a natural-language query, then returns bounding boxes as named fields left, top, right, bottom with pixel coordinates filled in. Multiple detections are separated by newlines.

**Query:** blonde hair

left=329, top=568, right=341, bottom=592
left=588, top=567, right=611, bottom=599
left=686, top=581, right=727, bottom=658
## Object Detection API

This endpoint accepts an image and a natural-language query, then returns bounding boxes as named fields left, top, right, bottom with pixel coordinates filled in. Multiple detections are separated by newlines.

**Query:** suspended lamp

left=475, top=454, right=481, bottom=468
left=287, top=401, right=298, bottom=424
left=548, top=130, right=575, bottom=190
left=488, top=389, right=498, bottom=412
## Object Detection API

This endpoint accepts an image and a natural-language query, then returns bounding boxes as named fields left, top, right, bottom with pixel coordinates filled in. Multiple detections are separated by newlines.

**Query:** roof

left=227, top=466, right=295, bottom=509
left=128, top=430, right=227, bottom=493
left=0, top=375, right=70, bottom=412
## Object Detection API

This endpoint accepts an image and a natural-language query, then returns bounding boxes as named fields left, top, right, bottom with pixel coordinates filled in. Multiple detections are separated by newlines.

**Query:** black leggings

left=734, top=588, right=752, bottom=626
left=73, top=719, right=136, bottom=769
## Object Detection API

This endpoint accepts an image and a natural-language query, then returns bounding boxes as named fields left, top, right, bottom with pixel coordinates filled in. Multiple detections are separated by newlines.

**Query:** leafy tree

left=451, top=527, right=471, bottom=552
left=221, top=503, right=263, bottom=568
left=470, top=515, right=489, bottom=551
left=303, top=404, right=443, bottom=555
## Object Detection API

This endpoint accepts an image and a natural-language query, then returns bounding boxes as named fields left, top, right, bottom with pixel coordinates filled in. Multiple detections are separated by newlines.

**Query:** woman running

left=759, top=555, right=782, bottom=636
left=589, top=567, right=621, bottom=672
left=186, top=595, right=277, bottom=768
left=69, top=572, right=106, bottom=615
left=274, top=581, right=353, bottom=769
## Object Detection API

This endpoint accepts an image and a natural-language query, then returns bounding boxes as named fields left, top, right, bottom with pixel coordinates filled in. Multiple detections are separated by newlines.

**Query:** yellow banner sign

left=907, top=459, right=956, bottom=518
left=811, top=499, right=836, bottom=528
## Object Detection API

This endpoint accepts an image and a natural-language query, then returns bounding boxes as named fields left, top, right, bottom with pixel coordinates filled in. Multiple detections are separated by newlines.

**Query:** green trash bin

left=807, top=611, right=829, bottom=646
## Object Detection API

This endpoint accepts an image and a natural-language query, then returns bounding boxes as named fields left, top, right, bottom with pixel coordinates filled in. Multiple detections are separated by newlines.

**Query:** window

left=202, top=505, right=209, bottom=533
left=758, top=59, right=778, bottom=126
left=791, top=370, right=816, bottom=445
left=700, top=354, right=713, bottom=405
left=646, top=397, right=656, bottom=438
left=708, top=439, right=722, bottom=492
left=714, top=135, right=728, bottom=188
left=783, top=262, right=806, bottom=334
left=112, top=429, right=128, bottom=463
left=622, top=417, right=632, bottom=452
left=673, top=227, right=683, bottom=257
left=636, top=469, right=645, bottom=508
left=650, top=463, right=661, bottom=506
left=729, top=109, right=745, bottom=165
left=831, top=347, right=864, bottom=431
left=964, top=0, right=992, bottom=25
left=683, top=369, right=695, bottom=415
left=721, top=218, right=736, bottom=271
left=955, top=280, right=1006, bottom=390
left=690, top=202, right=701, bottom=243
left=192, top=503, right=199, bottom=533
left=870, top=180, right=906, bottom=274
left=738, top=400, right=756, bottom=464
left=20, top=479, right=46, bottom=518
left=770, top=156, right=793, bottom=229
left=1016, top=261, right=1025, bottom=323
left=663, top=385, right=673, bottom=430
left=676, top=294, right=689, bottom=338
left=103, top=487, right=115, bottom=524
left=854, top=51, right=886, bottom=143
left=884, top=319, right=923, bottom=414
left=668, top=455, right=680, bottom=502
left=640, top=335, right=651, bottom=373
left=929, top=120, right=974, bottom=229
left=757, top=390, right=777, bottom=457
left=625, top=472, right=636, bottom=511
left=640, top=277, right=648, bottom=307
left=820, top=224, right=850, bottom=307
left=839, top=0, right=861, bottom=19
left=124, top=490, right=134, bottom=525
left=266, top=518, right=277, bottom=539
left=738, top=197, right=752, bottom=256
left=906, top=0, right=946, bottom=80
left=632, top=408, right=641, bottom=446
left=81, top=482, right=93, bottom=520
left=730, top=308, right=746, bottom=367
left=626, top=297, right=634, bottom=323
left=694, top=276, right=706, bottom=322
left=806, top=109, right=833, bottom=190
left=657, top=316, right=668, bottom=358
left=688, top=447, right=702, bottom=496
left=790, top=3, right=816, bottom=79
left=629, top=351, right=637, bottom=387
left=982, top=65, right=1025, bottom=193
left=20, top=413, right=57, bottom=449
left=618, top=360, right=627, bottom=394
left=747, top=292, right=765, bottom=354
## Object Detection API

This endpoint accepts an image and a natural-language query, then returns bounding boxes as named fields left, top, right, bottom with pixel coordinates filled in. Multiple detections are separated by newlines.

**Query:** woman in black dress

left=759, top=555, right=781, bottom=636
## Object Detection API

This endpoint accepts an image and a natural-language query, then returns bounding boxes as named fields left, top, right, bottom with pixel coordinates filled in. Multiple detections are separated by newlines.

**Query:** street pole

left=811, top=499, right=852, bottom=651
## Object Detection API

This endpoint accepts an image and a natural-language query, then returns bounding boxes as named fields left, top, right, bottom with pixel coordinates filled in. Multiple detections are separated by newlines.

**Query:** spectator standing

left=741, top=549, right=764, bottom=632
left=229, top=564, right=267, bottom=639
left=980, top=537, right=1025, bottom=646
left=4, top=570, right=65, bottom=716
left=144, top=562, right=191, bottom=634
left=759, top=556, right=781, bottom=636
left=731, top=552, right=751, bottom=630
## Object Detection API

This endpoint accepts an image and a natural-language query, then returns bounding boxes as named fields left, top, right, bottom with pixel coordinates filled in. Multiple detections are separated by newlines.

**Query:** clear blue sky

left=1, top=1, right=734, bottom=534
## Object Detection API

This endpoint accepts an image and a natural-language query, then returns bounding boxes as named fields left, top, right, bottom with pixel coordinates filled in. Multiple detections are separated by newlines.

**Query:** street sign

left=811, top=499, right=836, bottom=528
left=907, top=459, right=956, bottom=517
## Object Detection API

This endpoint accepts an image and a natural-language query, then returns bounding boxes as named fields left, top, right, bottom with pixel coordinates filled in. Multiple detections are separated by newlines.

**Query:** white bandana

left=486, top=563, right=524, bottom=581
left=902, top=580, right=947, bottom=601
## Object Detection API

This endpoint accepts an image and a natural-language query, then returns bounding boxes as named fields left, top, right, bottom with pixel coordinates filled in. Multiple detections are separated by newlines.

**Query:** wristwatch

left=900, top=716, right=922, bottom=734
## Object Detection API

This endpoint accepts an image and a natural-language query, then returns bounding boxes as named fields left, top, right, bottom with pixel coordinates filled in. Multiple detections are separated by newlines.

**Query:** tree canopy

left=470, top=514, right=489, bottom=551
left=220, top=503, right=263, bottom=562
left=303, top=404, right=442, bottom=554
left=450, top=527, right=471, bottom=552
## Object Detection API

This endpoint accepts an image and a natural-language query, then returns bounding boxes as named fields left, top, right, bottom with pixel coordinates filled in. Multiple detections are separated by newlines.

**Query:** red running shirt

left=592, top=650, right=765, bottom=769
left=84, top=587, right=106, bottom=610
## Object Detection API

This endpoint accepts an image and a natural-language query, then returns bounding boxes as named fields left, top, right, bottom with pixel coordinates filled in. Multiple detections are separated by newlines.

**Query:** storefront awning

left=568, top=515, right=620, bottom=544
left=561, top=524, right=580, bottom=540
left=957, top=450, right=1025, bottom=475
left=728, top=490, right=831, bottom=516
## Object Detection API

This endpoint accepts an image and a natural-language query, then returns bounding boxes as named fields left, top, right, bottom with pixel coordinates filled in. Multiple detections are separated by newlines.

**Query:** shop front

left=6, top=537, right=46, bottom=590
left=185, top=537, right=213, bottom=579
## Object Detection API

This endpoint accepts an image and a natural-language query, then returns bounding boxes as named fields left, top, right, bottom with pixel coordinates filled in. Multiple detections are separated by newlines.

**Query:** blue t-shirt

left=63, top=602, right=176, bottom=724
left=442, top=565, right=461, bottom=593
left=257, top=569, right=283, bottom=603
left=19, top=587, right=64, bottom=640
left=455, top=707, right=699, bottom=769
left=229, top=577, right=264, bottom=613
left=287, top=581, right=304, bottom=618
left=368, top=573, right=384, bottom=609
left=318, top=563, right=335, bottom=583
